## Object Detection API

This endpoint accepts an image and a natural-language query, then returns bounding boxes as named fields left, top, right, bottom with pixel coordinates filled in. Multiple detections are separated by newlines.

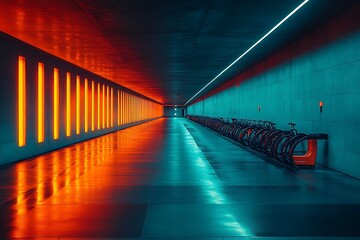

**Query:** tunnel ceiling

left=0, top=0, right=357, bottom=105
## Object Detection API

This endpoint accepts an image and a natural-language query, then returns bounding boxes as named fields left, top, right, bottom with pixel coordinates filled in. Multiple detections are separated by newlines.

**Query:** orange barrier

left=289, top=134, right=328, bottom=167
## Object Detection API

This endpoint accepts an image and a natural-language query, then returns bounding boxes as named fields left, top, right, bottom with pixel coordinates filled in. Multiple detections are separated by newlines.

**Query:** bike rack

left=186, top=115, right=329, bottom=169
left=289, top=133, right=328, bottom=166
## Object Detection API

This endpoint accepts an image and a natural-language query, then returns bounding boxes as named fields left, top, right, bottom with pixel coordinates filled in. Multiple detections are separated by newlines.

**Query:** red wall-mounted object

left=319, top=101, right=323, bottom=113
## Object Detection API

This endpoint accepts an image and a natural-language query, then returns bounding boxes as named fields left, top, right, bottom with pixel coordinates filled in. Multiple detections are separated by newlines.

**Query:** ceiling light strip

left=185, top=0, right=310, bottom=105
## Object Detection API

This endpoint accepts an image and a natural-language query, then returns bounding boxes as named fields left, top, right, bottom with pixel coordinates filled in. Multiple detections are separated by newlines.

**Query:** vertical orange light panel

left=102, top=84, right=105, bottom=129
left=117, top=90, right=120, bottom=126
left=132, top=96, right=135, bottom=122
left=145, top=101, right=148, bottom=119
left=84, top=78, right=88, bottom=133
left=139, top=99, right=142, bottom=120
left=134, top=97, right=136, bottom=121
left=139, top=100, right=141, bottom=120
left=111, top=87, right=114, bottom=127
left=121, top=91, right=124, bottom=125
left=136, top=98, right=138, bottom=121
left=37, top=62, right=45, bottom=143
left=126, top=93, right=128, bottom=123
left=136, top=98, right=139, bottom=121
left=18, top=56, right=26, bottom=147
left=66, top=72, right=71, bottom=137
left=144, top=100, right=146, bottom=119
left=126, top=93, right=128, bottom=124
left=134, top=96, right=136, bottom=121
left=129, top=95, right=131, bottom=122
left=141, top=100, right=143, bottom=120
left=97, top=83, right=100, bottom=130
left=139, top=99, right=141, bottom=120
left=142, top=100, right=144, bottom=120
left=123, top=92, right=126, bottom=124
left=124, top=92, right=126, bottom=124
left=128, top=94, right=132, bottom=123
left=91, top=81, right=95, bottom=131
left=106, top=86, right=109, bottom=128
left=129, top=95, right=132, bottom=122
left=131, top=95, right=133, bottom=121
left=137, top=97, right=139, bottom=121
left=131, top=95, right=133, bottom=122
left=124, top=91, right=126, bottom=124
left=53, top=68, right=59, bottom=140
left=76, top=76, right=80, bottom=135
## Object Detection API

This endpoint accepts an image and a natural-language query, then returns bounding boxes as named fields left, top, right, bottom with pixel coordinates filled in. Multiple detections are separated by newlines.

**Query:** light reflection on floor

left=0, top=117, right=360, bottom=239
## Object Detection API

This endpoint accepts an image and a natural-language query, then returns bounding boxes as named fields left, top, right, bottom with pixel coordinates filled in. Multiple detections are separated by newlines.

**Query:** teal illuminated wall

left=188, top=29, right=360, bottom=178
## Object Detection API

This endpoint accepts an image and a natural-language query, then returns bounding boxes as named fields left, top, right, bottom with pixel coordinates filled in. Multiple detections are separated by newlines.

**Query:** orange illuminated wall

left=14, top=58, right=162, bottom=152
left=18, top=56, right=26, bottom=147
left=9, top=31, right=162, bottom=167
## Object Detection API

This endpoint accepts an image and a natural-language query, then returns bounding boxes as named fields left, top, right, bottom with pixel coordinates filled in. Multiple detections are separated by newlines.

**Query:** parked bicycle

left=186, top=115, right=328, bottom=169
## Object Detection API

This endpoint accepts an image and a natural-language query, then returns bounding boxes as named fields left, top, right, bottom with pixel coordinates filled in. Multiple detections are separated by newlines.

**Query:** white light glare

left=185, top=0, right=310, bottom=105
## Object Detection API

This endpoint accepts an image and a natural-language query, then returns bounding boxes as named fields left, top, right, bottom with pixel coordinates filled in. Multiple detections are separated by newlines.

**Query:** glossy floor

left=1, top=118, right=360, bottom=239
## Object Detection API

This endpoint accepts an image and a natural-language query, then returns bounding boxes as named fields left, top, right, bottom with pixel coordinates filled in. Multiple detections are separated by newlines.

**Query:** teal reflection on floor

left=0, top=117, right=359, bottom=239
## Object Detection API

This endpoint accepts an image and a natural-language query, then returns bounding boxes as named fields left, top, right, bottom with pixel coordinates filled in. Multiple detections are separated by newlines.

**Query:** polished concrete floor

left=1, top=117, right=360, bottom=239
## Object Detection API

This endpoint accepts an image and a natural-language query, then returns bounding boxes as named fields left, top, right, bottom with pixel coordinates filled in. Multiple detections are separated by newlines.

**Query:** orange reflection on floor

left=4, top=118, right=165, bottom=238
left=36, top=156, right=45, bottom=203
left=13, top=164, right=31, bottom=238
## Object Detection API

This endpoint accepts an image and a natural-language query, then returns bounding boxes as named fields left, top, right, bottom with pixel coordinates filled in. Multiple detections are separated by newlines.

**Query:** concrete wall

left=188, top=23, right=360, bottom=178
left=0, top=32, right=162, bottom=166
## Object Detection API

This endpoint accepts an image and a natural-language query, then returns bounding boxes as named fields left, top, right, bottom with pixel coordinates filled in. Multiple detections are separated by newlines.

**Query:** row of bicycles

left=186, top=115, right=328, bottom=169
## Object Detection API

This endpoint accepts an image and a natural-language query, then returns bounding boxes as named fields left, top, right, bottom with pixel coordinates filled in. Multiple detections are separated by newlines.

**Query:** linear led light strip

left=185, top=0, right=310, bottom=105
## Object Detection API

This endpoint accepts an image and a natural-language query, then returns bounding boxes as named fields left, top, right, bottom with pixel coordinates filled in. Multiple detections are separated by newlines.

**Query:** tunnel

left=0, top=0, right=360, bottom=239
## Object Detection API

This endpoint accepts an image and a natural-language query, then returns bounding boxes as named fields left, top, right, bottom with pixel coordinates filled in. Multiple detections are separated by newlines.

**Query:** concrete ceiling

left=0, top=0, right=357, bottom=105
